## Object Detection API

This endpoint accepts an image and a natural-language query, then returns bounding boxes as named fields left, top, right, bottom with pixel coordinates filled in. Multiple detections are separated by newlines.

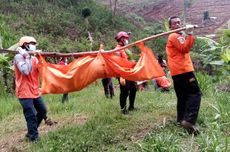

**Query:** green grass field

left=0, top=76, right=230, bottom=152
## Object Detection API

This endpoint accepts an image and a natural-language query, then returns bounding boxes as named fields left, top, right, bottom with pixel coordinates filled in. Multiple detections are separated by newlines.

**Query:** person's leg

left=119, top=82, right=129, bottom=114
left=108, top=78, right=115, bottom=98
left=19, top=98, right=38, bottom=141
left=128, top=81, right=137, bottom=110
left=152, top=79, right=158, bottom=90
left=102, top=78, right=109, bottom=98
left=33, top=96, right=47, bottom=127
left=172, top=75, right=186, bottom=123
left=144, top=82, right=150, bottom=91
left=62, top=93, right=69, bottom=103
left=183, top=72, right=202, bottom=124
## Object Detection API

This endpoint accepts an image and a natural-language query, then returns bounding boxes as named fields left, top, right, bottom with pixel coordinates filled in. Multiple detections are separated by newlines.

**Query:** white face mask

left=28, top=44, right=36, bottom=51
left=125, top=40, right=129, bottom=45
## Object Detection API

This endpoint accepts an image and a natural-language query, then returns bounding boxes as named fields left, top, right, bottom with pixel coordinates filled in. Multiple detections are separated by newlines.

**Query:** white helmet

left=18, top=36, right=37, bottom=46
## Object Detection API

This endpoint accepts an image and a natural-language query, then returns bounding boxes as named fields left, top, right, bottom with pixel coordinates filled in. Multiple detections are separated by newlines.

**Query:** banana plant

left=0, top=54, right=14, bottom=91
left=221, top=48, right=230, bottom=64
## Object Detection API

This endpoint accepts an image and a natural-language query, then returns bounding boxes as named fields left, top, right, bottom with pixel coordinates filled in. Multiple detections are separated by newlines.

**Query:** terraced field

left=98, top=0, right=230, bottom=36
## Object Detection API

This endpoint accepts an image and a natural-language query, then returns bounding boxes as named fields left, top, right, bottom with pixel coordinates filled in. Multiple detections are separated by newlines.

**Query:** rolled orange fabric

left=38, top=42, right=164, bottom=94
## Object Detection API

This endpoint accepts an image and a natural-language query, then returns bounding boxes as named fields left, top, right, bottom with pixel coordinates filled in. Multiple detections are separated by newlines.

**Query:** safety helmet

left=115, top=31, right=130, bottom=41
left=18, top=36, right=37, bottom=46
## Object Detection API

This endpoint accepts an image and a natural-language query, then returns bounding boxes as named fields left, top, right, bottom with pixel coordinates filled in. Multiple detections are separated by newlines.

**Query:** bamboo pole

left=0, top=26, right=196, bottom=57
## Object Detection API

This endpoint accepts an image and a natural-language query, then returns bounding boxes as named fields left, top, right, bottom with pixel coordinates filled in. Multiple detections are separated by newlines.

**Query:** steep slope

left=98, top=0, right=230, bottom=37
left=186, top=0, right=230, bottom=35
left=141, top=0, right=230, bottom=36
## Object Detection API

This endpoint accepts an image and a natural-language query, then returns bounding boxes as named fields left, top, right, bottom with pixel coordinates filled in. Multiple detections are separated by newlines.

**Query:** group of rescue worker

left=13, top=16, right=201, bottom=142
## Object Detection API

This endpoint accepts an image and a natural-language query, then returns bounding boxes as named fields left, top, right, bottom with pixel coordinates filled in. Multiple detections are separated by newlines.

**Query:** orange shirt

left=166, top=33, right=195, bottom=76
left=114, top=44, right=128, bottom=60
left=15, top=57, right=41, bottom=98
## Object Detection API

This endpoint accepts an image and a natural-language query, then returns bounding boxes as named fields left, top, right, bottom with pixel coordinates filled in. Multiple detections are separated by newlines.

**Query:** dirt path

left=0, top=114, right=88, bottom=152
left=131, top=115, right=174, bottom=142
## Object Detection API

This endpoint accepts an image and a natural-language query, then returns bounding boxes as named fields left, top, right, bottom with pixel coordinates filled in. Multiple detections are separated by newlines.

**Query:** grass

left=0, top=77, right=230, bottom=151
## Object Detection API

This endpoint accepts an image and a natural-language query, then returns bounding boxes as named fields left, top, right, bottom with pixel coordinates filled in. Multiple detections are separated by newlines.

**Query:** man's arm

left=14, top=54, right=32, bottom=75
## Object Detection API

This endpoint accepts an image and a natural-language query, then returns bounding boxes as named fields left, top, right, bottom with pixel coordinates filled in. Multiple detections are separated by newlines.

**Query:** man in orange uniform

left=166, top=16, right=201, bottom=134
left=114, top=31, right=137, bottom=115
left=14, top=36, right=48, bottom=141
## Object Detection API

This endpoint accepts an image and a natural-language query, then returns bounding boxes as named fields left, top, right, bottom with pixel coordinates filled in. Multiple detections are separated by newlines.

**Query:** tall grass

left=1, top=69, right=229, bottom=152
left=0, top=83, right=21, bottom=120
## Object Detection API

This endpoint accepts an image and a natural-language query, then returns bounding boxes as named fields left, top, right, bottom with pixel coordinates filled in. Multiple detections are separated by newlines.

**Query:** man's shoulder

left=168, top=33, right=180, bottom=39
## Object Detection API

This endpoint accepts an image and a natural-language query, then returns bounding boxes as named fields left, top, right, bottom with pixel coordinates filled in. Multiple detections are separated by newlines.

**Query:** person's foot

left=105, top=94, right=109, bottom=98
left=45, top=118, right=57, bottom=126
left=121, top=109, right=129, bottom=115
left=30, top=137, right=40, bottom=143
left=128, top=106, right=138, bottom=111
left=181, top=120, right=200, bottom=135
left=25, top=133, right=29, bottom=138
left=110, top=94, right=115, bottom=99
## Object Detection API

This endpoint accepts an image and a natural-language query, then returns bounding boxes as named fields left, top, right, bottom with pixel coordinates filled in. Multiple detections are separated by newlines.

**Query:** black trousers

left=19, top=96, right=47, bottom=141
left=119, top=80, right=137, bottom=110
left=102, top=78, right=114, bottom=98
left=62, top=93, right=69, bottom=103
left=172, top=72, right=201, bottom=125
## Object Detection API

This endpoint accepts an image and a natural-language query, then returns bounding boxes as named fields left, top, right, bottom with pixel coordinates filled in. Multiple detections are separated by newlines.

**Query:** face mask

left=28, top=44, right=36, bottom=51
left=124, top=40, right=129, bottom=45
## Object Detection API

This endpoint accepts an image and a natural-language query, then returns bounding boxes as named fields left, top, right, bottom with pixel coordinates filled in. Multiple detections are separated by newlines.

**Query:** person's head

left=158, top=54, right=163, bottom=60
left=115, top=31, right=130, bottom=46
left=157, top=54, right=164, bottom=64
left=19, top=36, right=37, bottom=51
left=60, top=57, right=67, bottom=62
left=168, top=16, right=182, bottom=30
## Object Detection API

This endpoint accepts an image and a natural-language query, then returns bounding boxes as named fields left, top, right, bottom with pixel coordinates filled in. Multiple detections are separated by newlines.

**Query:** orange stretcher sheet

left=38, top=42, right=165, bottom=94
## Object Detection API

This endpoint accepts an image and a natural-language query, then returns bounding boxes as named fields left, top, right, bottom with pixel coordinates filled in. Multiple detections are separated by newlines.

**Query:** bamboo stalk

left=0, top=26, right=192, bottom=57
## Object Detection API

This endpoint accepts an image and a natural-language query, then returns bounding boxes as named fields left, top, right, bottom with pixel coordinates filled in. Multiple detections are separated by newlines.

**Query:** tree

left=81, top=7, right=92, bottom=30
left=108, top=0, right=118, bottom=17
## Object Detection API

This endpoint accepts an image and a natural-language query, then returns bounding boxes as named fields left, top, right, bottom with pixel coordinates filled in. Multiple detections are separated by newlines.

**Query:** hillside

left=0, top=0, right=150, bottom=52
left=0, top=1, right=230, bottom=152
left=98, top=0, right=230, bottom=37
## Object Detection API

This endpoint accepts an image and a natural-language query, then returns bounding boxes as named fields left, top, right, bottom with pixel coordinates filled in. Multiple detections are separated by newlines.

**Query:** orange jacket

left=15, top=57, right=41, bottom=98
left=114, top=44, right=128, bottom=59
left=166, top=33, right=195, bottom=76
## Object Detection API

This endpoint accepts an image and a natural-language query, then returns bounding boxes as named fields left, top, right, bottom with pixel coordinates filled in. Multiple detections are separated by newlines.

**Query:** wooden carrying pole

left=0, top=26, right=190, bottom=57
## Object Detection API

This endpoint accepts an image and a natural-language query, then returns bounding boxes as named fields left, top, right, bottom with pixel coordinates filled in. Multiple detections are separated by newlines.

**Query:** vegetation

left=0, top=76, right=230, bottom=151
left=0, top=0, right=165, bottom=93
left=0, top=0, right=230, bottom=151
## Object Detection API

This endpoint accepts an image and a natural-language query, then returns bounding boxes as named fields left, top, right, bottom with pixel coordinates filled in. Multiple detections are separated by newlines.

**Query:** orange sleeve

left=168, top=33, right=195, bottom=53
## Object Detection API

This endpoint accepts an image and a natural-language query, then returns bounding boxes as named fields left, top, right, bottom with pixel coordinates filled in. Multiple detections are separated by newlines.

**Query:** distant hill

left=97, top=0, right=230, bottom=37
left=0, top=0, right=149, bottom=51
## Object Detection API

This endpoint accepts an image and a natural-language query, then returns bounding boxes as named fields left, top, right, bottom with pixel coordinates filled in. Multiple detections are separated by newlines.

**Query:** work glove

left=33, top=49, right=42, bottom=56
left=16, top=47, right=30, bottom=58
left=120, top=77, right=126, bottom=86
left=185, top=24, right=195, bottom=35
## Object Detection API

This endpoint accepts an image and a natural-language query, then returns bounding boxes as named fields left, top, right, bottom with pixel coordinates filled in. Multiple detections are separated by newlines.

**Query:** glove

left=33, top=49, right=42, bottom=56
left=185, top=24, right=194, bottom=35
left=120, top=77, right=126, bottom=86
left=16, top=47, right=30, bottom=58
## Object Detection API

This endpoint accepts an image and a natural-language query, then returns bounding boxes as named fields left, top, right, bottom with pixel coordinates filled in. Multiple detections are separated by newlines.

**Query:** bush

left=196, top=72, right=213, bottom=95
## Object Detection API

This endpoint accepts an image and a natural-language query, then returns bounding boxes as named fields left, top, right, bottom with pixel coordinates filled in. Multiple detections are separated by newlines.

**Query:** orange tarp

left=38, top=42, right=164, bottom=94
